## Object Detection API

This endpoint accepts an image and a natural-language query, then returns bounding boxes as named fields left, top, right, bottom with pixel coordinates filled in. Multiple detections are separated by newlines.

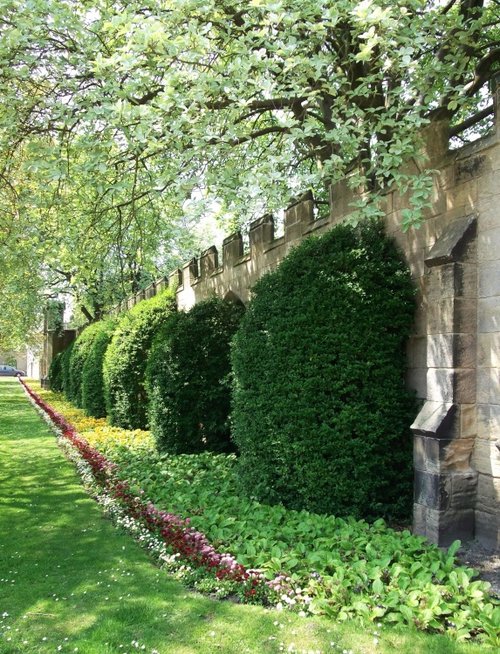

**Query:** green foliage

left=146, top=297, right=245, bottom=454
left=48, top=351, right=64, bottom=392
left=231, top=221, right=416, bottom=520
left=103, top=290, right=176, bottom=429
left=80, top=320, right=116, bottom=417
left=60, top=341, right=75, bottom=399
left=85, top=436, right=498, bottom=644
left=68, top=323, right=104, bottom=406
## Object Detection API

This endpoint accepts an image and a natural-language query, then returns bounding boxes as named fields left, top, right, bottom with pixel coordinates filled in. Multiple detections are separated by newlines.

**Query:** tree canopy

left=0, top=0, right=498, bottom=346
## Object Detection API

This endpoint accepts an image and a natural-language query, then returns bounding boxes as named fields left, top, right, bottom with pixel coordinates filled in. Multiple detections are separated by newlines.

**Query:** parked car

left=0, top=364, right=26, bottom=377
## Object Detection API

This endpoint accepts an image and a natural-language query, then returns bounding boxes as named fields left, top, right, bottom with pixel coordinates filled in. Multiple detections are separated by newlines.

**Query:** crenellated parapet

left=172, top=190, right=334, bottom=309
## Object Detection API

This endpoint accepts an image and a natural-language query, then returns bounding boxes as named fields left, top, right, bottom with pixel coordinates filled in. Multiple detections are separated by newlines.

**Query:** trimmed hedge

left=60, top=340, right=75, bottom=399
left=103, top=290, right=176, bottom=429
left=48, top=351, right=64, bottom=392
left=146, top=297, right=245, bottom=454
left=231, top=221, right=416, bottom=521
left=81, top=319, right=116, bottom=417
left=68, top=322, right=112, bottom=407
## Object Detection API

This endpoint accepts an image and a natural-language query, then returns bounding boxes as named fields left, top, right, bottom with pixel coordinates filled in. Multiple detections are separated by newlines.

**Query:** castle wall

left=115, top=97, right=500, bottom=549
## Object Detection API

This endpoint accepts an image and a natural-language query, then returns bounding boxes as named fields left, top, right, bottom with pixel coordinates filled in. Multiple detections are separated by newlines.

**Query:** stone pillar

left=411, top=214, right=478, bottom=546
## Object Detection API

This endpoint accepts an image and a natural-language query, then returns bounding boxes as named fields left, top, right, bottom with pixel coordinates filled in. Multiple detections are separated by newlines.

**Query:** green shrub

left=68, top=322, right=112, bottom=407
left=60, top=340, right=75, bottom=399
left=81, top=319, right=116, bottom=417
left=48, top=351, right=64, bottom=392
left=146, top=297, right=244, bottom=454
left=103, top=290, right=176, bottom=429
left=231, top=221, right=416, bottom=521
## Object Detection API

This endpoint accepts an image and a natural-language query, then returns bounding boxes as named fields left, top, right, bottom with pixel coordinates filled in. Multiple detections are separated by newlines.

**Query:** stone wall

left=112, top=97, right=500, bottom=550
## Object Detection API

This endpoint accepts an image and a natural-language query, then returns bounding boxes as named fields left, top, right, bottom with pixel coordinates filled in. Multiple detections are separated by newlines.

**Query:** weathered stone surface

left=472, top=437, right=500, bottom=476
left=413, top=503, right=475, bottom=547
left=414, top=470, right=477, bottom=510
left=478, top=296, right=500, bottom=333
left=477, top=368, right=500, bottom=404
left=425, top=215, right=476, bottom=267
left=478, top=333, right=500, bottom=368
left=477, top=403, right=500, bottom=440
left=479, top=260, right=500, bottom=298
left=199, top=246, right=219, bottom=277
left=478, top=226, right=500, bottom=262
left=460, top=404, right=477, bottom=439
left=476, top=473, right=500, bottom=514
left=453, top=368, right=477, bottom=404
left=426, top=369, right=454, bottom=403
left=475, top=510, right=500, bottom=549
left=414, top=435, right=475, bottom=473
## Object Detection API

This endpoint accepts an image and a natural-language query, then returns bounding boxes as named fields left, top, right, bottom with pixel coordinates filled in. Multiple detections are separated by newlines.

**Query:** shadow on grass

left=0, top=380, right=487, bottom=654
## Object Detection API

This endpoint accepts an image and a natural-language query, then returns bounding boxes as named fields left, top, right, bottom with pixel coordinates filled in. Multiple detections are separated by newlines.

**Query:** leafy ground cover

left=0, top=377, right=421, bottom=654
left=19, top=381, right=500, bottom=649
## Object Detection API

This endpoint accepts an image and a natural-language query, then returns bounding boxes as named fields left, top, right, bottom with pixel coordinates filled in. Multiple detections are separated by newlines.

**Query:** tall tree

left=0, top=0, right=498, bottom=343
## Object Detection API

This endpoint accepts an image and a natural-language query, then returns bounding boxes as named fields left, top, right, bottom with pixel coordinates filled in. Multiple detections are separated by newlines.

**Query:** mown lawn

left=0, top=379, right=491, bottom=653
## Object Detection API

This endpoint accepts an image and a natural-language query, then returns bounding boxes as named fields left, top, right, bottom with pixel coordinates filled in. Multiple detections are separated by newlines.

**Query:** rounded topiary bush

left=146, top=296, right=245, bottom=454
left=231, top=221, right=416, bottom=521
left=81, top=319, right=116, bottom=417
left=48, top=351, right=64, bottom=392
left=103, top=290, right=176, bottom=429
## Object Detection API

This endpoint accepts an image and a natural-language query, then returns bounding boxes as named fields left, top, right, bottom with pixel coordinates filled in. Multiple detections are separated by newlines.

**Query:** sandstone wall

left=114, top=98, right=500, bottom=549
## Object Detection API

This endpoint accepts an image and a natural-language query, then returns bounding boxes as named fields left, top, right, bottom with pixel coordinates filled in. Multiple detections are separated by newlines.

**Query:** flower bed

left=20, top=379, right=271, bottom=603
left=20, top=380, right=500, bottom=646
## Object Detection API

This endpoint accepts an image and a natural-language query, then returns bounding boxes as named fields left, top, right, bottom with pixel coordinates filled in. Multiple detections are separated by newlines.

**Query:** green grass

left=0, top=379, right=491, bottom=653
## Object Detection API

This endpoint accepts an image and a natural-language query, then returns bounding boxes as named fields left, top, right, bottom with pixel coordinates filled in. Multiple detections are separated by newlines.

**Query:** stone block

left=453, top=368, right=477, bottom=404
left=474, top=510, right=500, bottom=550
left=472, top=437, right=500, bottom=476
left=476, top=473, right=500, bottom=515
left=477, top=197, right=499, bottom=231
left=445, top=181, right=477, bottom=213
left=427, top=334, right=453, bottom=368
left=477, top=368, right=500, bottom=404
left=478, top=333, right=500, bottom=368
left=478, top=296, right=500, bottom=333
left=477, top=403, right=500, bottom=440
left=455, top=155, right=488, bottom=183
left=414, top=435, right=475, bottom=473
left=478, top=226, right=500, bottom=263
left=479, top=261, right=500, bottom=298
left=460, top=404, right=477, bottom=439
left=413, top=503, right=475, bottom=547
left=427, top=298, right=455, bottom=334
left=427, top=369, right=454, bottom=402
left=285, top=221, right=304, bottom=243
